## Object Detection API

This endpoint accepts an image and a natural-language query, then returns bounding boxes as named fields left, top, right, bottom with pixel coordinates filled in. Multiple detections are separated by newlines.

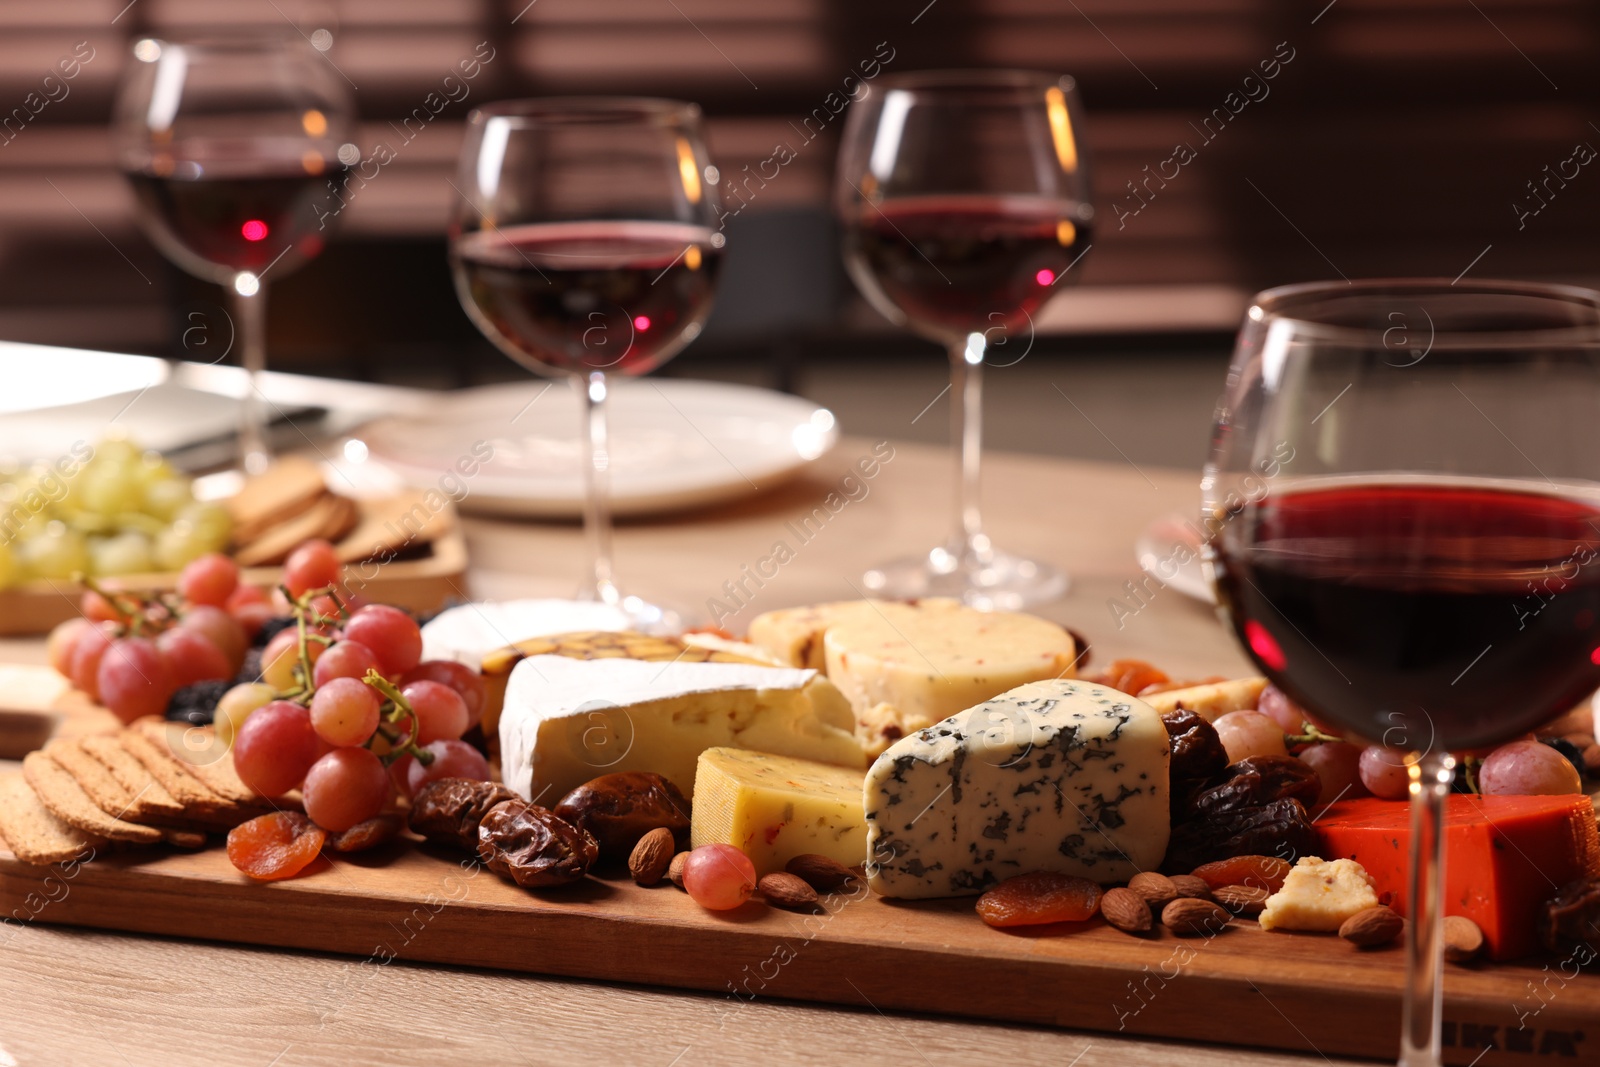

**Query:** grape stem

left=361, top=668, right=435, bottom=767
left=278, top=582, right=349, bottom=703
left=1285, top=721, right=1345, bottom=745
left=73, top=573, right=149, bottom=635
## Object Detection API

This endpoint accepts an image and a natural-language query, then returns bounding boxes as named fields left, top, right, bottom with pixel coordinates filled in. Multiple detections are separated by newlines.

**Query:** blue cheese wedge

left=864, top=679, right=1171, bottom=899
left=500, top=655, right=867, bottom=803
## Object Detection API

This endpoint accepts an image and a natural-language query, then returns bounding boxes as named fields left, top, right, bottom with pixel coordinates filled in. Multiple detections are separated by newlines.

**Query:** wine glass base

left=862, top=544, right=1068, bottom=610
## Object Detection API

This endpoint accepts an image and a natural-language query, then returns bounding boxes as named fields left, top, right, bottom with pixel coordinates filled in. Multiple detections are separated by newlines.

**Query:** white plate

left=353, top=379, right=839, bottom=518
left=1135, top=512, right=1215, bottom=604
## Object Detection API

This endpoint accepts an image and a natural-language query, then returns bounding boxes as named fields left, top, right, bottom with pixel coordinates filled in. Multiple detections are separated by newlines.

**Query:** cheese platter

left=1, top=552, right=1598, bottom=1067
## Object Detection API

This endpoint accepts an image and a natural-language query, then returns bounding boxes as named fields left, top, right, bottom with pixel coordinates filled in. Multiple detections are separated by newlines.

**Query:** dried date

left=1180, top=756, right=1320, bottom=821
left=554, top=771, right=691, bottom=862
left=1163, top=709, right=1230, bottom=786
left=1163, top=797, right=1318, bottom=874
left=408, top=778, right=517, bottom=852
left=478, top=800, right=599, bottom=888
left=1540, top=878, right=1600, bottom=956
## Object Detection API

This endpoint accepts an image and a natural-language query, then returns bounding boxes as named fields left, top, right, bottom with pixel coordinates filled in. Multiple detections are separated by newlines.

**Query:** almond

left=1444, top=915, right=1484, bottom=963
left=1168, top=874, right=1215, bottom=902
left=759, top=871, right=819, bottom=910
left=1213, top=884, right=1270, bottom=917
left=666, top=850, right=690, bottom=889
left=1128, top=871, right=1179, bottom=913
left=628, top=827, right=675, bottom=886
left=1100, top=887, right=1153, bottom=934
left=1162, top=897, right=1232, bottom=937
left=1339, top=905, right=1404, bottom=947
left=786, top=853, right=857, bottom=892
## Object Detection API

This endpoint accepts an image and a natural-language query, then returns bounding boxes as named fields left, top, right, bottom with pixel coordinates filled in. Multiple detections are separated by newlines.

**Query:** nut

left=1162, top=897, right=1232, bottom=937
left=1339, top=905, right=1404, bottom=947
left=1128, top=871, right=1179, bottom=913
left=1213, top=884, right=1269, bottom=917
left=758, top=872, right=819, bottom=910
left=628, top=827, right=676, bottom=886
left=1100, top=887, right=1153, bottom=934
left=786, top=853, right=857, bottom=892
left=1168, top=874, right=1215, bottom=902
left=667, top=851, right=690, bottom=889
left=1444, top=915, right=1484, bottom=963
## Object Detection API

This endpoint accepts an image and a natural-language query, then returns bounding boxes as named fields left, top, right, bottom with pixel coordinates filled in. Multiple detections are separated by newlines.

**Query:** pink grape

left=1358, top=746, right=1412, bottom=800
left=285, top=539, right=341, bottom=599
left=233, top=700, right=321, bottom=797
left=401, top=660, right=487, bottom=725
left=1213, top=710, right=1288, bottom=763
left=261, top=629, right=322, bottom=691
left=399, top=680, right=469, bottom=744
left=342, top=605, right=422, bottom=676
left=226, top=583, right=269, bottom=610
left=1479, top=740, right=1583, bottom=796
left=180, top=605, right=247, bottom=672
left=97, top=637, right=175, bottom=724
left=81, top=590, right=121, bottom=624
left=69, top=622, right=119, bottom=702
left=47, top=618, right=93, bottom=676
left=313, top=640, right=381, bottom=688
left=683, top=843, right=757, bottom=910
left=177, top=552, right=239, bottom=607
left=1297, top=742, right=1367, bottom=807
left=231, top=601, right=276, bottom=639
left=156, top=626, right=232, bottom=688
left=302, top=747, right=391, bottom=832
left=402, top=740, right=490, bottom=798
left=309, top=677, right=381, bottom=747
left=1257, top=685, right=1306, bottom=733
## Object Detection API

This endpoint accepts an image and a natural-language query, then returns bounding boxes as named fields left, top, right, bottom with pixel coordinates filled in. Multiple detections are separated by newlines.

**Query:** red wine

left=126, top=161, right=344, bottom=278
left=1212, top=482, right=1600, bottom=750
left=451, top=221, right=721, bottom=376
left=842, top=195, right=1090, bottom=342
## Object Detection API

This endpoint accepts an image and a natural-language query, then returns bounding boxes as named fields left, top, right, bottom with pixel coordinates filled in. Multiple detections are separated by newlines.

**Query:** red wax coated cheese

left=1316, top=795, right=1600, bottom=961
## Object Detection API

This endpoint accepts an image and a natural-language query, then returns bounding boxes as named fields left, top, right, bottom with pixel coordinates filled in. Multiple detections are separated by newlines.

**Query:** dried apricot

left=1190, top=854, right=1291, bottom=894
left=1138, top=675, right=1228, bottom=696
left=976, top=871, right=1103, bottom=928
left=1091, top=659, right=1169, bottom=697
left=226, top=811, right=326, bottom=881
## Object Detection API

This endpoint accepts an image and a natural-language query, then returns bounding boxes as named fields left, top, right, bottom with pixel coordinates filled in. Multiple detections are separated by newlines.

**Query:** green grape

left=21, top=522, right=89, bottom=579
left=176, top=500, right=231, bottom=547
left=89, top=531, right=154, bottom=576
left=116, top=512, right=169, bottom=537
left=134, top=450, right=176, bottom=485
left=80, top=468, right=144, bottom=516
left=142, top=477, right=192, bottom=522
left=0, top=540, right=16, bottom=589
left=153, top=522, right=207, bottom=571
left=91, top=437, right=140, bottom=469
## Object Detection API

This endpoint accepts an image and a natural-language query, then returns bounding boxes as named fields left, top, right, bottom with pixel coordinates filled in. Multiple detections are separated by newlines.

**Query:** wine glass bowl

left=1203, top=278, right=1600, bottom=1066
left=448, top=98, right=723, bottom=624
left=114, top=34, right=356, bottom=473
left=836, top=69, right=1092, bottom=609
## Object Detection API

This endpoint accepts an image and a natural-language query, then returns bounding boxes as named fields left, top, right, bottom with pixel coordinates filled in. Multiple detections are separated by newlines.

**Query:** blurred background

left=3, top=0, right=1599, bottom=469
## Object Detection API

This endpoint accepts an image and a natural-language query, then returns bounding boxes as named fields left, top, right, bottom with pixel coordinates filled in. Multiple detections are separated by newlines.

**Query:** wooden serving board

left=1, top=840, right=1592, bottom=1066
left=0, top=522, right=468, bottom=636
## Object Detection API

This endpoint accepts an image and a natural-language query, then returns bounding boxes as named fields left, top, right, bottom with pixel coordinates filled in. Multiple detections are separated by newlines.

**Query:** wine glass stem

left=577, top=371, right=620, bottom=607
left=1399, top=748, right=1455, bottom=1067
left=948, top=333, right=990, bottom=561
left=231, top=280, right=270, bottom=476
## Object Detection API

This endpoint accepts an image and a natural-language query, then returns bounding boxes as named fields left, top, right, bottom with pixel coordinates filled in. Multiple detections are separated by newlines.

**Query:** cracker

left=118, top=730, right=227, bottom=814
left=22, top=752, right=163, bottom=844
left=334, top=492, right=453, bottom=563
left=235, top=492, right=360, bottom=567
left=229, top=454, right=328, bottom=543
left=44, top=739, right=137, bottom=820
left=161, top=828, right=208, bottom=850
left=78, top=735, right=186, bottom=818
left=122, top=725, right=287, bottom=827
left=134, top=721, right=263, bottom=807
left=0, top=772, right=104, bottom=866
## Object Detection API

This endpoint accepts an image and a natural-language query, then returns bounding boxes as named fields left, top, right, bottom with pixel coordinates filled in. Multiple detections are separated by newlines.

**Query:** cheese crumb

left=1258, top=856, right=1379, bottom=932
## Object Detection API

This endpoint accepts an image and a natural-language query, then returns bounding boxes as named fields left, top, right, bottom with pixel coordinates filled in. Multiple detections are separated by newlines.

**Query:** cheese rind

left=864, top=679, right=1171, bottom=899
left=691, top=747, right=867, bottom=875
left=499, top=656, right=867, bottom=803
left=421, top=599, right=631, bottom=667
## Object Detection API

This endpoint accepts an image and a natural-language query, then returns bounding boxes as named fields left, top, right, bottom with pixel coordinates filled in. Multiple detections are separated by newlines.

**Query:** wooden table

left=0, top=438, right=1361, bottom=1067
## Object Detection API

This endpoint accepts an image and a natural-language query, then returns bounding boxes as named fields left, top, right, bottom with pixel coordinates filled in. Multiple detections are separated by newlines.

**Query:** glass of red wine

left=1204, top=279, right=1600, bottom=1066
left=114, top=35, right=356, bottom=474
left=836, top=70, right=1092, bottom=609
left=449, top=98, right=724, bottom=626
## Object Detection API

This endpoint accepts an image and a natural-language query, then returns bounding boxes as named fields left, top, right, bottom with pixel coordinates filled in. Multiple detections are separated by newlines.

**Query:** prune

left=554, top=771, right=691, bottom=862
left=478, top=800, right=598, bottom=888
left=1163, top=797, right=1318, bottom=874
left=328, top=814, right=406, bottom=854
left=1163, top=709, right=1230, bottom=785
left=1540, top=878, right=1600, bottom=955
left=1181, top=755, right=1320, bottom=821
left=408, top=777, right=517, bottom=851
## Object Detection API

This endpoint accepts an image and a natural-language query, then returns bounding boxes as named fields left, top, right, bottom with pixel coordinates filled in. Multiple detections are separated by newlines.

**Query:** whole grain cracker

left=78, top=735, right=185, bottom=818
left=0, top=772, right=104, bottom=866
left=45, top=739, right=140, bottom=821
left=22, top=752, right=162, bottom=844
left=119, top=730, right=227, bottom=813
left=135, top=721, right=264, bottom=807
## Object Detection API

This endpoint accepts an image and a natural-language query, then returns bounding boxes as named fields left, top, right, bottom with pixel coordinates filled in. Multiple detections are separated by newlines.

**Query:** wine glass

left=114, top=34, right=356, bottom=475
left=1203, top=279, right=1600, bottom=1066
left=835, top=69, right=1093, bottom=609
left=449, top=98, right=724, bottom=627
